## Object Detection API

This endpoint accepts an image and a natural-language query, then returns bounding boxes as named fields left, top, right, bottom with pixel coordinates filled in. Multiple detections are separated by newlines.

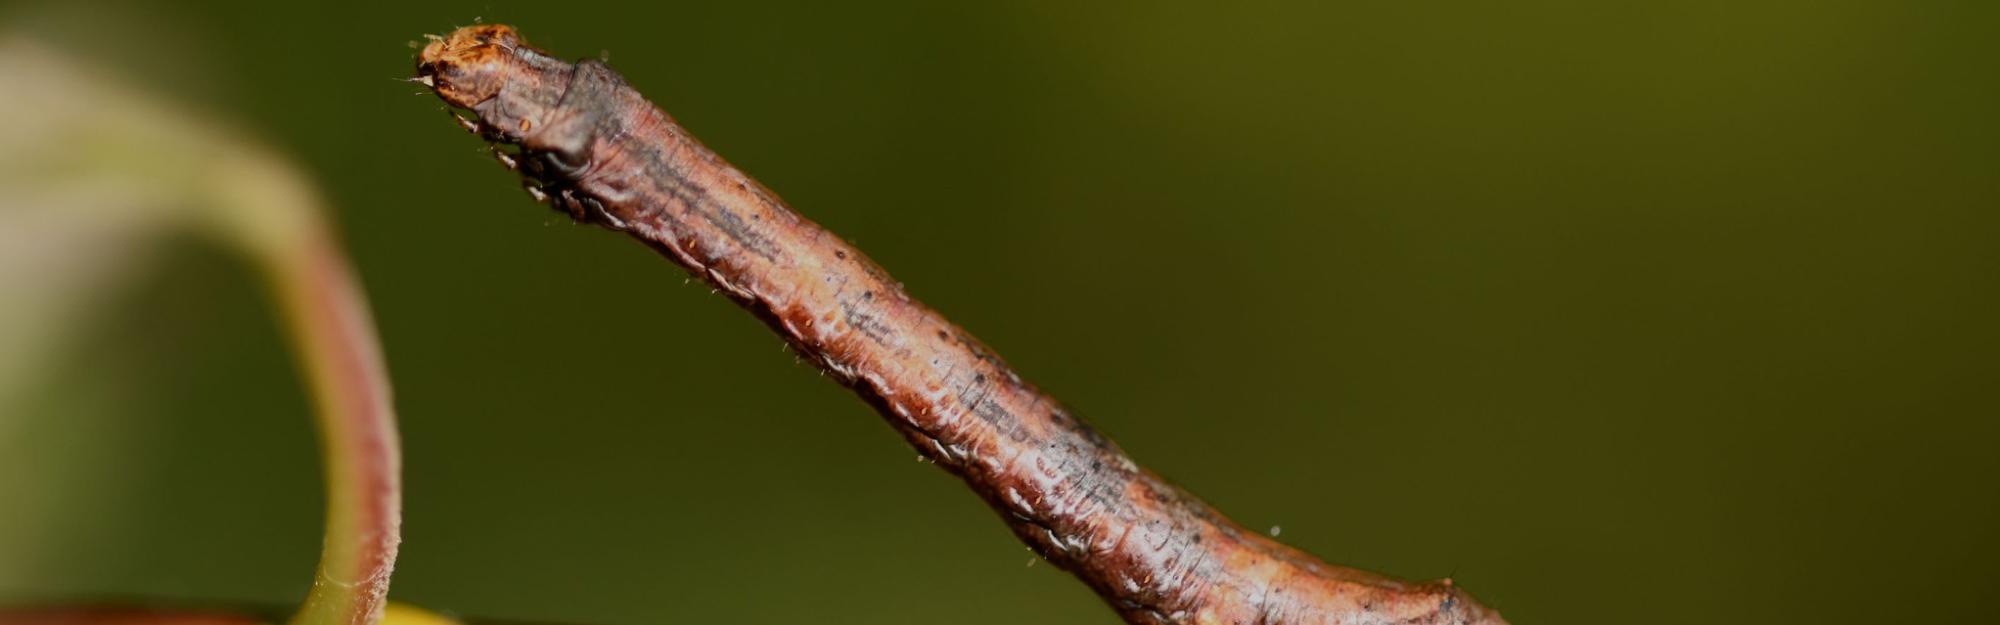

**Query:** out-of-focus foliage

left=0, top=34, right=370, bottom=622
left=2, top=1, right=1995, bottom=624
left=0, top=37, right=239, bottom=590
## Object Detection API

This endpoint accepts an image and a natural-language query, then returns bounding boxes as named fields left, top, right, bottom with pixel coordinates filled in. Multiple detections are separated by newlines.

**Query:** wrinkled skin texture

left=417, top=24, right=1506, bottom=625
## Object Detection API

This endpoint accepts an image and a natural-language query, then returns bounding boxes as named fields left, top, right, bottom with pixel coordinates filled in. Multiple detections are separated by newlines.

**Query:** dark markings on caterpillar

left=416, top=24, right=1504, bottom=625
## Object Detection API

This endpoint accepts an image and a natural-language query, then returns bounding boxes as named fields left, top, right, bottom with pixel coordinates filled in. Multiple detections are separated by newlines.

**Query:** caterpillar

left=415, top=24, right=1503, bottom=625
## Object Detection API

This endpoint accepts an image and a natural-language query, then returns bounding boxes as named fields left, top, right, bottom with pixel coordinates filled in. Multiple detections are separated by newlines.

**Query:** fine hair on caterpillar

left=415, top=23, right=1505, bottom=625
left=417, top=25, right=619, bottom=227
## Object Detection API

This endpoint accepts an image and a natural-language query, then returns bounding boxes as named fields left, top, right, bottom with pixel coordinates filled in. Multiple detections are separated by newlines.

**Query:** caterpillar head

left=415, top=24, right=570, bottom=145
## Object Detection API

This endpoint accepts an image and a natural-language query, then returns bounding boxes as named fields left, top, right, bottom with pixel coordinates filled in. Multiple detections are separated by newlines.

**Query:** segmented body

left=416, top=25, right=1502, bottom=625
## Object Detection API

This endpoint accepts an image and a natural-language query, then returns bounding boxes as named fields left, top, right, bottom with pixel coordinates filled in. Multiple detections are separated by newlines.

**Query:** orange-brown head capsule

left=415, top=24, right=572, bottom=145
left=415, top=25, right=520, bottom=109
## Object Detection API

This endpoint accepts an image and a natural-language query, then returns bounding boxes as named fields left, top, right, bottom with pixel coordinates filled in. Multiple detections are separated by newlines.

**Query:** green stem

left=209, top=153, right=403, bottom=625
left=270, top=228, right=401, bottom=625
left=0, top=39, right=404, bottom=625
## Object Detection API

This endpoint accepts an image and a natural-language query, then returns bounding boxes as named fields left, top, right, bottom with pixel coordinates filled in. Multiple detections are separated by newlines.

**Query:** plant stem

left=267, top=227, right=400, bottom=625
left=210, top=154, right=402, bottom=625
left=0, top=39, right=402, bottom=625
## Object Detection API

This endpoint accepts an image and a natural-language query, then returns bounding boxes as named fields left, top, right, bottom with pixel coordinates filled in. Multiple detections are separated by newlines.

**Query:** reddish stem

left=261, top=225, right=401, bottom=625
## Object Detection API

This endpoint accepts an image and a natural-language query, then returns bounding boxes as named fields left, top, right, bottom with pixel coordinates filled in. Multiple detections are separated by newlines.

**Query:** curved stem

left=0, top=39, right=401, bottom=625
left=209, top=154, right=402, bottom=625
left=262, top=226, right=401, bottom=625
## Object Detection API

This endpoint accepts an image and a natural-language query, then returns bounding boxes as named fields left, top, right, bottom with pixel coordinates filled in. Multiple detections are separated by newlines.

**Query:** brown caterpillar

left=415, top=24, right=1504, bottom=625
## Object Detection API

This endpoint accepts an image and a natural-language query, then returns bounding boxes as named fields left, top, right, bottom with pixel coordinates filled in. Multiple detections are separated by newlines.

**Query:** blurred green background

left=2, top=1, right=1995, bottom=623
